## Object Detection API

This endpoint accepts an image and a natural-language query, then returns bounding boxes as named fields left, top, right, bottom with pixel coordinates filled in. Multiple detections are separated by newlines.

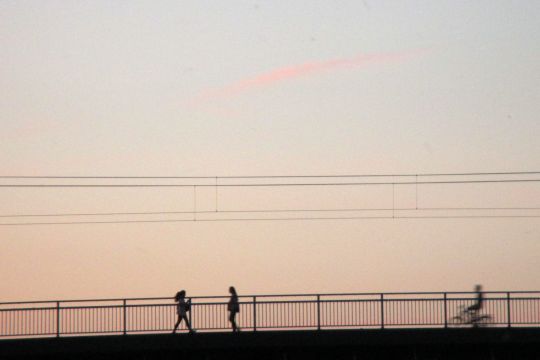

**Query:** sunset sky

left=1, top=1, right=539, bottom=302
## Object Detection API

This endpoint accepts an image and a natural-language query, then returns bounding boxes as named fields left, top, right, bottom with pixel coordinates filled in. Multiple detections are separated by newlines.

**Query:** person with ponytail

left=227, top=286, right=240, bottom=332
left=172, top=290, right=194, bottom=334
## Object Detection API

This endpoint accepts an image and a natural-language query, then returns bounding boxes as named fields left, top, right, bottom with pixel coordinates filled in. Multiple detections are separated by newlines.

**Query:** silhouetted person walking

left=228, top=286, right=240, bottom=332
left=172, top=290, right=194, bottom=334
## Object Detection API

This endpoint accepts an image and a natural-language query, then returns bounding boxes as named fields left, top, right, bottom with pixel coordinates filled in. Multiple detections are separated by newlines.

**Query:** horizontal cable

left=1, top=171, right=540, bottom=179
left=1, top=179, right=540, bottom=188
left=1, top=207, right=540, bottom=218
left=2, top=214, right=540, bottom=226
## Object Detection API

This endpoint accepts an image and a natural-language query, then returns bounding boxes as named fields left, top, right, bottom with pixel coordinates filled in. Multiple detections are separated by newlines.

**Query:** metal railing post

left=317, top=295, right=321, bottom=330
left=443, top=293, right=448, bottom=328
left=380, top=294, right=384, bottom=329
left=507, top=292, right=511, bottom=328
left=56, top=301, right=60, bottom=338
left=253, top=296, right=257, bottom=331
left=123, top=299, right=127, bottom=335
left=188, top=298, right=193, bottom=330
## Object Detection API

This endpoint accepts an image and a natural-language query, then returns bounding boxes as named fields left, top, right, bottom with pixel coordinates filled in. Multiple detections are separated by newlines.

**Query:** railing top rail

left=5, top=295, right=540, bottom=312
left=2, top=290, right=539, bottom=306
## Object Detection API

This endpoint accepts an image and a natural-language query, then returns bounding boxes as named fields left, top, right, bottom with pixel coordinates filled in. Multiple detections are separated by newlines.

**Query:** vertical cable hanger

left=415, top=174, right=418, bottom=210
left=392, top=177, right=395, bottom=219
left=215, top=176, right=218, bottom=212
left=193, top=185, right=197, bottom=221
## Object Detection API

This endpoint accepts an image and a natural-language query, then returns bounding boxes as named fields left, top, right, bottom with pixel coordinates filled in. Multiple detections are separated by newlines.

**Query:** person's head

left=229, top=286, right=236, bottom=295
left=475, top=284, right=482, bottom=292
left=174, top=290, right=186, bottom=301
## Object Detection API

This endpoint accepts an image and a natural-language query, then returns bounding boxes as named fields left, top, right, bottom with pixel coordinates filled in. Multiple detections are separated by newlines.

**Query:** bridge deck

left=1, top=328, right=540, bottom=360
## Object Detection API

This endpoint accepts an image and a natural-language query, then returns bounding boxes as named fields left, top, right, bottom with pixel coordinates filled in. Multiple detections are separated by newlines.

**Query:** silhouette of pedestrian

left=172, top=290, right=194, bottom=334
left=228, top=286, right=240, bottom=332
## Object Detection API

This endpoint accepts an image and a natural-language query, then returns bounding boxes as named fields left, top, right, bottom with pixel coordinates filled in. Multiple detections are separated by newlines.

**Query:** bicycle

left=451, top=305, right=492, bottom=327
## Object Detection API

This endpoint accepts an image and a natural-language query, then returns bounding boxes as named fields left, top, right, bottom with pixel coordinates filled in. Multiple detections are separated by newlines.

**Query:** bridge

left=1, top=291, right=540, bottom=359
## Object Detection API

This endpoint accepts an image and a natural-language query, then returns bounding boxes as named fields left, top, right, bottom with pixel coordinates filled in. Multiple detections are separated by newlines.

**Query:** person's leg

left=183, top=315, right=194, bottom=333
left=173, top=315, right=181, bottom=333
left=229, top=312, right=237, bottom=332
left=466, top=304, right=480, bottom=325
left=467, top=304, right=479, bottom=317
left=231, top=312, right=239, bottom=332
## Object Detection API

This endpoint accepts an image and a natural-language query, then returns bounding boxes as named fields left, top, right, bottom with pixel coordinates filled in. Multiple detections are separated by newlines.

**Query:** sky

left=1, top=1, right=539, bottom=302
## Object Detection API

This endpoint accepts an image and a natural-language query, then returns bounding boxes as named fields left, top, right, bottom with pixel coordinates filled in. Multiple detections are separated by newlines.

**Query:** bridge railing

left=1, top=291, right=539, bottom=338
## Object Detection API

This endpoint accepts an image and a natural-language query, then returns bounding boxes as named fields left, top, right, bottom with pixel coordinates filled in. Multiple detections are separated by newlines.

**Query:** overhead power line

left=1, top=214, right=540, bottom=226
left=1, top=171, right=540, bottom=179
left=1, top=179, right=540, bottom=188
left=2, top=170, right=538, bottom=226
left=1, top=207, right=540, bottom=218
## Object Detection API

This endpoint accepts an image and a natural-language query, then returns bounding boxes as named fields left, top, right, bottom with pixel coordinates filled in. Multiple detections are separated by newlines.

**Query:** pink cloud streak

left=189, top=49, right=427, bottom=106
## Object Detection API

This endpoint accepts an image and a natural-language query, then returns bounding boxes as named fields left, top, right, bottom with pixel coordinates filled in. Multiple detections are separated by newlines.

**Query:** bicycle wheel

left=477, top=315, right=492, bottom=327
left=450, top=315, right=464, bottom=326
